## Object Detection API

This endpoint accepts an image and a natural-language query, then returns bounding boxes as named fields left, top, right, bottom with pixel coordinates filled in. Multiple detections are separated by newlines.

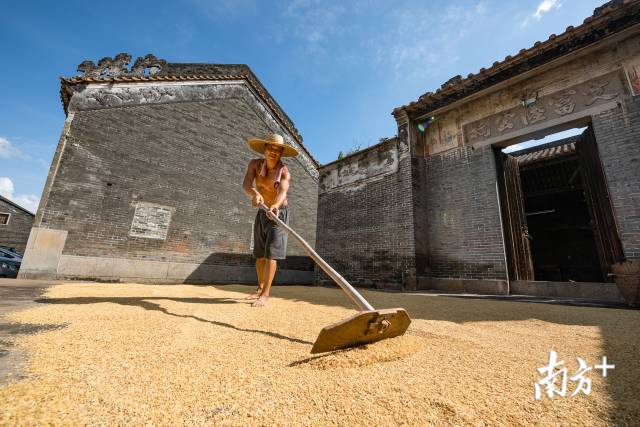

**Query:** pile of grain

left=1, top=283, right=638, bottom=425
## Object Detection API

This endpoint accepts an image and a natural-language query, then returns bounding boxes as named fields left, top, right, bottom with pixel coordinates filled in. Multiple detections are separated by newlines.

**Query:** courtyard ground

left=0, top=281, right=638, bottom=426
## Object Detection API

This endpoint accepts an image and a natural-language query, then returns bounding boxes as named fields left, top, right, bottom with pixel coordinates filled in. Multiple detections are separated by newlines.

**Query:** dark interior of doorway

left=518, top=149, right=602, bottom=282
left=496, top=124, right=623, bottom=283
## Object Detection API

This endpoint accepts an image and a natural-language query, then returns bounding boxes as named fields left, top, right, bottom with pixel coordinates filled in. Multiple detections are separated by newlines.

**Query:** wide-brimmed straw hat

left=247, top=133, right=299, bottom=157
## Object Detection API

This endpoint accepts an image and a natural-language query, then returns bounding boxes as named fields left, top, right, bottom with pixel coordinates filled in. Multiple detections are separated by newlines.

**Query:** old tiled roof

left=393, top=0, right=640, bottom=120
left=60, top=60, right=319, bottom=167
left=514, top=139, right=577, bottom=166
left=0, top=194, right=36, bottom=216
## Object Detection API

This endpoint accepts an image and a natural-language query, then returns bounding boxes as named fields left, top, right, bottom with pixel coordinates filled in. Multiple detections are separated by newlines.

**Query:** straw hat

left=247, top=133, right=299, bottom=157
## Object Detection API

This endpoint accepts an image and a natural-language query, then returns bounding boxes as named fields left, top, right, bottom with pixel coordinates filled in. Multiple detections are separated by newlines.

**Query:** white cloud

left=0, top=177, right=14, bottom=197
left=522, top=0, right=562, bottom=27
left=0, top=137, right=31, bottom=160
left=0, top=176, right=39, bottom=213
left=12, top=194, right=39, bottom=214
left=280, top=0, right=346, bottom=51
left=373, top=3, right=486, bottom=81
left=534, top=0, right=562, bottom=19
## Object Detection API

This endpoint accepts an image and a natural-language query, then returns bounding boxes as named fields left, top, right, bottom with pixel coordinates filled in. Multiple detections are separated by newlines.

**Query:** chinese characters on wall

left=463, top=72, right=623, bottom=145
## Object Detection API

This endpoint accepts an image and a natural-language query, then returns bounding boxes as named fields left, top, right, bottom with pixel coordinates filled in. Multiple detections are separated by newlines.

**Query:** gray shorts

left=253, top=205, right=289, bottom=260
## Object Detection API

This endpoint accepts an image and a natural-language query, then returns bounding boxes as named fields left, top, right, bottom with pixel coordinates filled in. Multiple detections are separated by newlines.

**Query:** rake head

left=311, top=308, right=411, bottom=354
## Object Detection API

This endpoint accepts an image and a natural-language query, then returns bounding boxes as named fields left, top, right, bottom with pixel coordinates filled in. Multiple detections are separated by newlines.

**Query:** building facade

left=316, top=0, right=640, bottom=300
left=19, top=55, right=319, bottom=283
left=0, top=195, right=35, bottom=254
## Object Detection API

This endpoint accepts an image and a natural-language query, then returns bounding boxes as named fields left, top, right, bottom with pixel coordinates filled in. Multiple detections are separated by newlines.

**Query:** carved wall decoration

left=583, top=79, right=619, bottom=105
left=398, top=124, right=408, bottom=147
left=552, top=90, right=577, bottom=115
left=497, top=112, right=516, bottom=132
left=464, top=71, right=624, bottom=145
left=469, top=121, right=491, bottom=139
left=70, top=83, right=227, bottom=111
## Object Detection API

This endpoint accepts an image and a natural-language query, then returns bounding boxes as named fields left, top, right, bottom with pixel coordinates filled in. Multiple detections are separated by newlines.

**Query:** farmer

left=243, top=133, right=298, bottom=307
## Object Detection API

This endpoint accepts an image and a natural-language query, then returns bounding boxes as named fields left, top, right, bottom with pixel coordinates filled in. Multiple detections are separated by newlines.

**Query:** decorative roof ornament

left=76, top=60, right=100, bottom=78
left=440, top=75, right=462, bottom=91
left=102, top=53, right=132, bottom=76
left=131, top=54, right=167, bottom=77
left=593, top=0, right=624, bottom=17
left=76, top=53, right=167, bottom=78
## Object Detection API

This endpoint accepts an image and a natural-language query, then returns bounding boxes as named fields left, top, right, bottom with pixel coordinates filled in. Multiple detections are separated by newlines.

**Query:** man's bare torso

left=252, top=159, right=288, bottom=207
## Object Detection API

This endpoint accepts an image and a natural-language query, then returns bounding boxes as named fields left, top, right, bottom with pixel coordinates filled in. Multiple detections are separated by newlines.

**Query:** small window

left=0, top=213, right=9, bottom=225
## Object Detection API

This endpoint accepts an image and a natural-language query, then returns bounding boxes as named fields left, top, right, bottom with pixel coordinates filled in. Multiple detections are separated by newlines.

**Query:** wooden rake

left=258, top=203, right=411, bottom=353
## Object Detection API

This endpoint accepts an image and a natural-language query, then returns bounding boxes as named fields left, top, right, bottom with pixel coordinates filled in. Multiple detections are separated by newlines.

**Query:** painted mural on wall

left=318, top=141, right=399, bottom=194
left=624, top=56, right=640, bottom=96
left=463, top=71, right=625, bottom=145
left=422, top=110, right=462, bottom=155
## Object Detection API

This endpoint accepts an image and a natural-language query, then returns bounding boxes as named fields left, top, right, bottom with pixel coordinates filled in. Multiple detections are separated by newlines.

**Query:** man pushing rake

left=243, top=133, right=298, bottom=307
left=241, top=133, right=411, bottom=352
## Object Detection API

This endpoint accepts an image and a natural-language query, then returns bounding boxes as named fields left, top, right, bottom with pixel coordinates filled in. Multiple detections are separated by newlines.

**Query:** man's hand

left=251, top=193, right=264, bottom=207
left=267, top=205, right=279, bottom=220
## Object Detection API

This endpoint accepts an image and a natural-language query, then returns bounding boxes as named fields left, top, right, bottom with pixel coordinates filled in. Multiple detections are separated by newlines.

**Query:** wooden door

left=576, top=126, right=625, bottom=280
left=497, top=152, right=535, bottom=280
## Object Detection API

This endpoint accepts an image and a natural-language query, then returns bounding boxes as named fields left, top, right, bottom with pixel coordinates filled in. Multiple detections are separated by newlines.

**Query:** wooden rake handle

left=258, top=203, right=374, bottom=311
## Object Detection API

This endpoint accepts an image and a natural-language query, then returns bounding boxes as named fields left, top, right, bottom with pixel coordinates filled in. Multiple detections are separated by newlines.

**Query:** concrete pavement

left=0, top=279, right=61, bottom=384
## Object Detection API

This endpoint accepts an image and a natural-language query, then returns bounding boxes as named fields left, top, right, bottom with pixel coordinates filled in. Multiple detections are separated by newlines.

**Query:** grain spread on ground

left=1, top=283, right=638, bottom=425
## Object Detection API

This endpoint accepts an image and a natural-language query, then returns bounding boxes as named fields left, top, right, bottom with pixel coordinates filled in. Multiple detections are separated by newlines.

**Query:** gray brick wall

left=316, top=139, right=416, bottom=289
left=37, top=97, right=318, bottom=273
left=0, top=198, right=34, bottom=254
left=419, top=145, right=507, bottom=280
left=592, top=96, right=640, bottom=260
left=314, top=98, right=639, bottom=288
left=411, top=156, right=430, bottom=276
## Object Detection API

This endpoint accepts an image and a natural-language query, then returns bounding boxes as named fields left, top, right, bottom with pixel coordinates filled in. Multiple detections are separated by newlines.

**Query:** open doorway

left=495, top=125, right=624, bottom=283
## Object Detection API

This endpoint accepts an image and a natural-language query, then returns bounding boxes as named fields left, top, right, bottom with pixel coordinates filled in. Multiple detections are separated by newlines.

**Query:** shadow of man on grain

left=37, top=297, right=312, bottom=346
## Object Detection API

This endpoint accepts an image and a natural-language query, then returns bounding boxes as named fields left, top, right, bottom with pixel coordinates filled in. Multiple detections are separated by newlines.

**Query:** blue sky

left=0, top=0, right=605, bottom=213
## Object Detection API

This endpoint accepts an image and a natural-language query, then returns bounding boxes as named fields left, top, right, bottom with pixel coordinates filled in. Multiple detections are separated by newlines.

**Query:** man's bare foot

left=252, top=294, right=269, bottom=307
left=244, top=288, right=262, bottom=300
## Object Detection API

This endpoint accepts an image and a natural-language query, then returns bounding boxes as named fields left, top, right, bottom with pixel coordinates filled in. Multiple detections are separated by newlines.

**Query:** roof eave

left=393, top=0, right=640, bottom=120
left=0, top=195, right=36, bottom=217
